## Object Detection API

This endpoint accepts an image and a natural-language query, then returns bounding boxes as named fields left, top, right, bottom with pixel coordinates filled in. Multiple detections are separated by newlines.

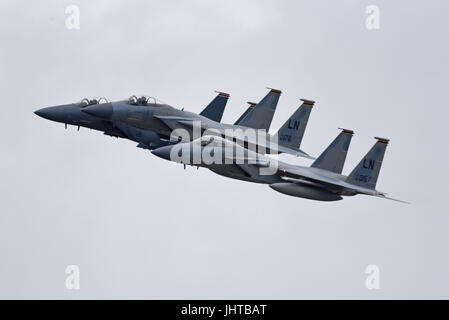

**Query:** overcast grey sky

left=0, top=0, right=448, bottom=299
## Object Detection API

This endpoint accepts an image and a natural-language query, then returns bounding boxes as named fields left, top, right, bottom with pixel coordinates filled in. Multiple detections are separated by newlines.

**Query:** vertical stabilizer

left=199, top=91, right=230, bottom=123
left=276, top=99, right=314, bottom=151
left=237, top=88, right=281, bottom=131
left=311, top=128, right=353, bottom=174
left=234, top=102, right=257, bottom=125
left=346, top=137, right=389, bottom=189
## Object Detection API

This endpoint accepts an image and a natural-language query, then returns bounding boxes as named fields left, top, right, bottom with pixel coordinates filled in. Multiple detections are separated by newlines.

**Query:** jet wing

left=234, top=163, right=262, bottom=178
left=233, top=158, right=271, bottom=167
left=280, top=166, right=408, bottom=203
left=154, top=116, right=315, bottom=159
left=281, top=166, right=376, bottom=195
left=222, top=149, right=271, bottom=167
left=153, top=115, right=196, bottom=130
left=221, top=154, right=271, bottom=178
left=226, top=137, right=315, bottom=159
left=275, top=145, right=315, bottom=159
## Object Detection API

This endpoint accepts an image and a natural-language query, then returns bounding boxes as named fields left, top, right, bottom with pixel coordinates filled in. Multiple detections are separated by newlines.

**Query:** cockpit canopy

left=77, top=97, right=109, bottom=107
left=200, top=136, right=215, bottom=146
left=126, top=95, right=163, bottom=106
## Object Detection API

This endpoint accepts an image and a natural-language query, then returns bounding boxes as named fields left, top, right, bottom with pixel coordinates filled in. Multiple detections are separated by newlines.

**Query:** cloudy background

left=0, top=0, right=448, bottom=299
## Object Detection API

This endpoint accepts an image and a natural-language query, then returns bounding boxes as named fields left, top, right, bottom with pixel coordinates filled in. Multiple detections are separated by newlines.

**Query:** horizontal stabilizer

left=375, top=194, right=410, bottom=204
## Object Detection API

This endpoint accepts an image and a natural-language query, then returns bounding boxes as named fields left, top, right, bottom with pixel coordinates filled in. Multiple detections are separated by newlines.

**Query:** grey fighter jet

left=34, top=92, right=230, bottom=150
left=81, top=89, right=315, bottom=159
left=151, top=129, right=407, bottom=203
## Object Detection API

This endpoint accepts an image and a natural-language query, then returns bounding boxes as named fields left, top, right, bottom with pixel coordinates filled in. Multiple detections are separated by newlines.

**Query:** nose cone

left=34, top=107, right=54, bottom=120
left=34, top=105, right=73, bottom=122
left=82, top=103, right=113, bottom=119
left=151, top=145, right=173, bottom=161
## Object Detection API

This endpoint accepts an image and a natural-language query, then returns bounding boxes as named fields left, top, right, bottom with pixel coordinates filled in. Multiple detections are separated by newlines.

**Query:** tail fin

left=346, top=137, right=389, bottom=189
left=234, top=102, right=256, bottom=125
left=237, top=88, right=281, bottom=130
left=199, top=91, right=230, bottom=123
left=276, top=99, right=314, bottom=151
left=311, top=128, right=353, bottom=174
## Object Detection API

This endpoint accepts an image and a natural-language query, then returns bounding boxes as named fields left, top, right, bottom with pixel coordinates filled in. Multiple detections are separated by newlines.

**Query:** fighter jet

left=34, top=92, right=230, bottom=150
left=81, top=89, right=315, bottom=159
left=150, top=129, right=407, bottom=203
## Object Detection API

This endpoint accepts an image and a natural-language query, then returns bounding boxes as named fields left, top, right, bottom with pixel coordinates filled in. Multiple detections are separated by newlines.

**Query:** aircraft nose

left=34, top=106, right=65, bottom=122
left=151, top=145, right=173, bottom=161
left=82, top=103, right=113, bottom=119
left=34, top=107, right=51, bottom=119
